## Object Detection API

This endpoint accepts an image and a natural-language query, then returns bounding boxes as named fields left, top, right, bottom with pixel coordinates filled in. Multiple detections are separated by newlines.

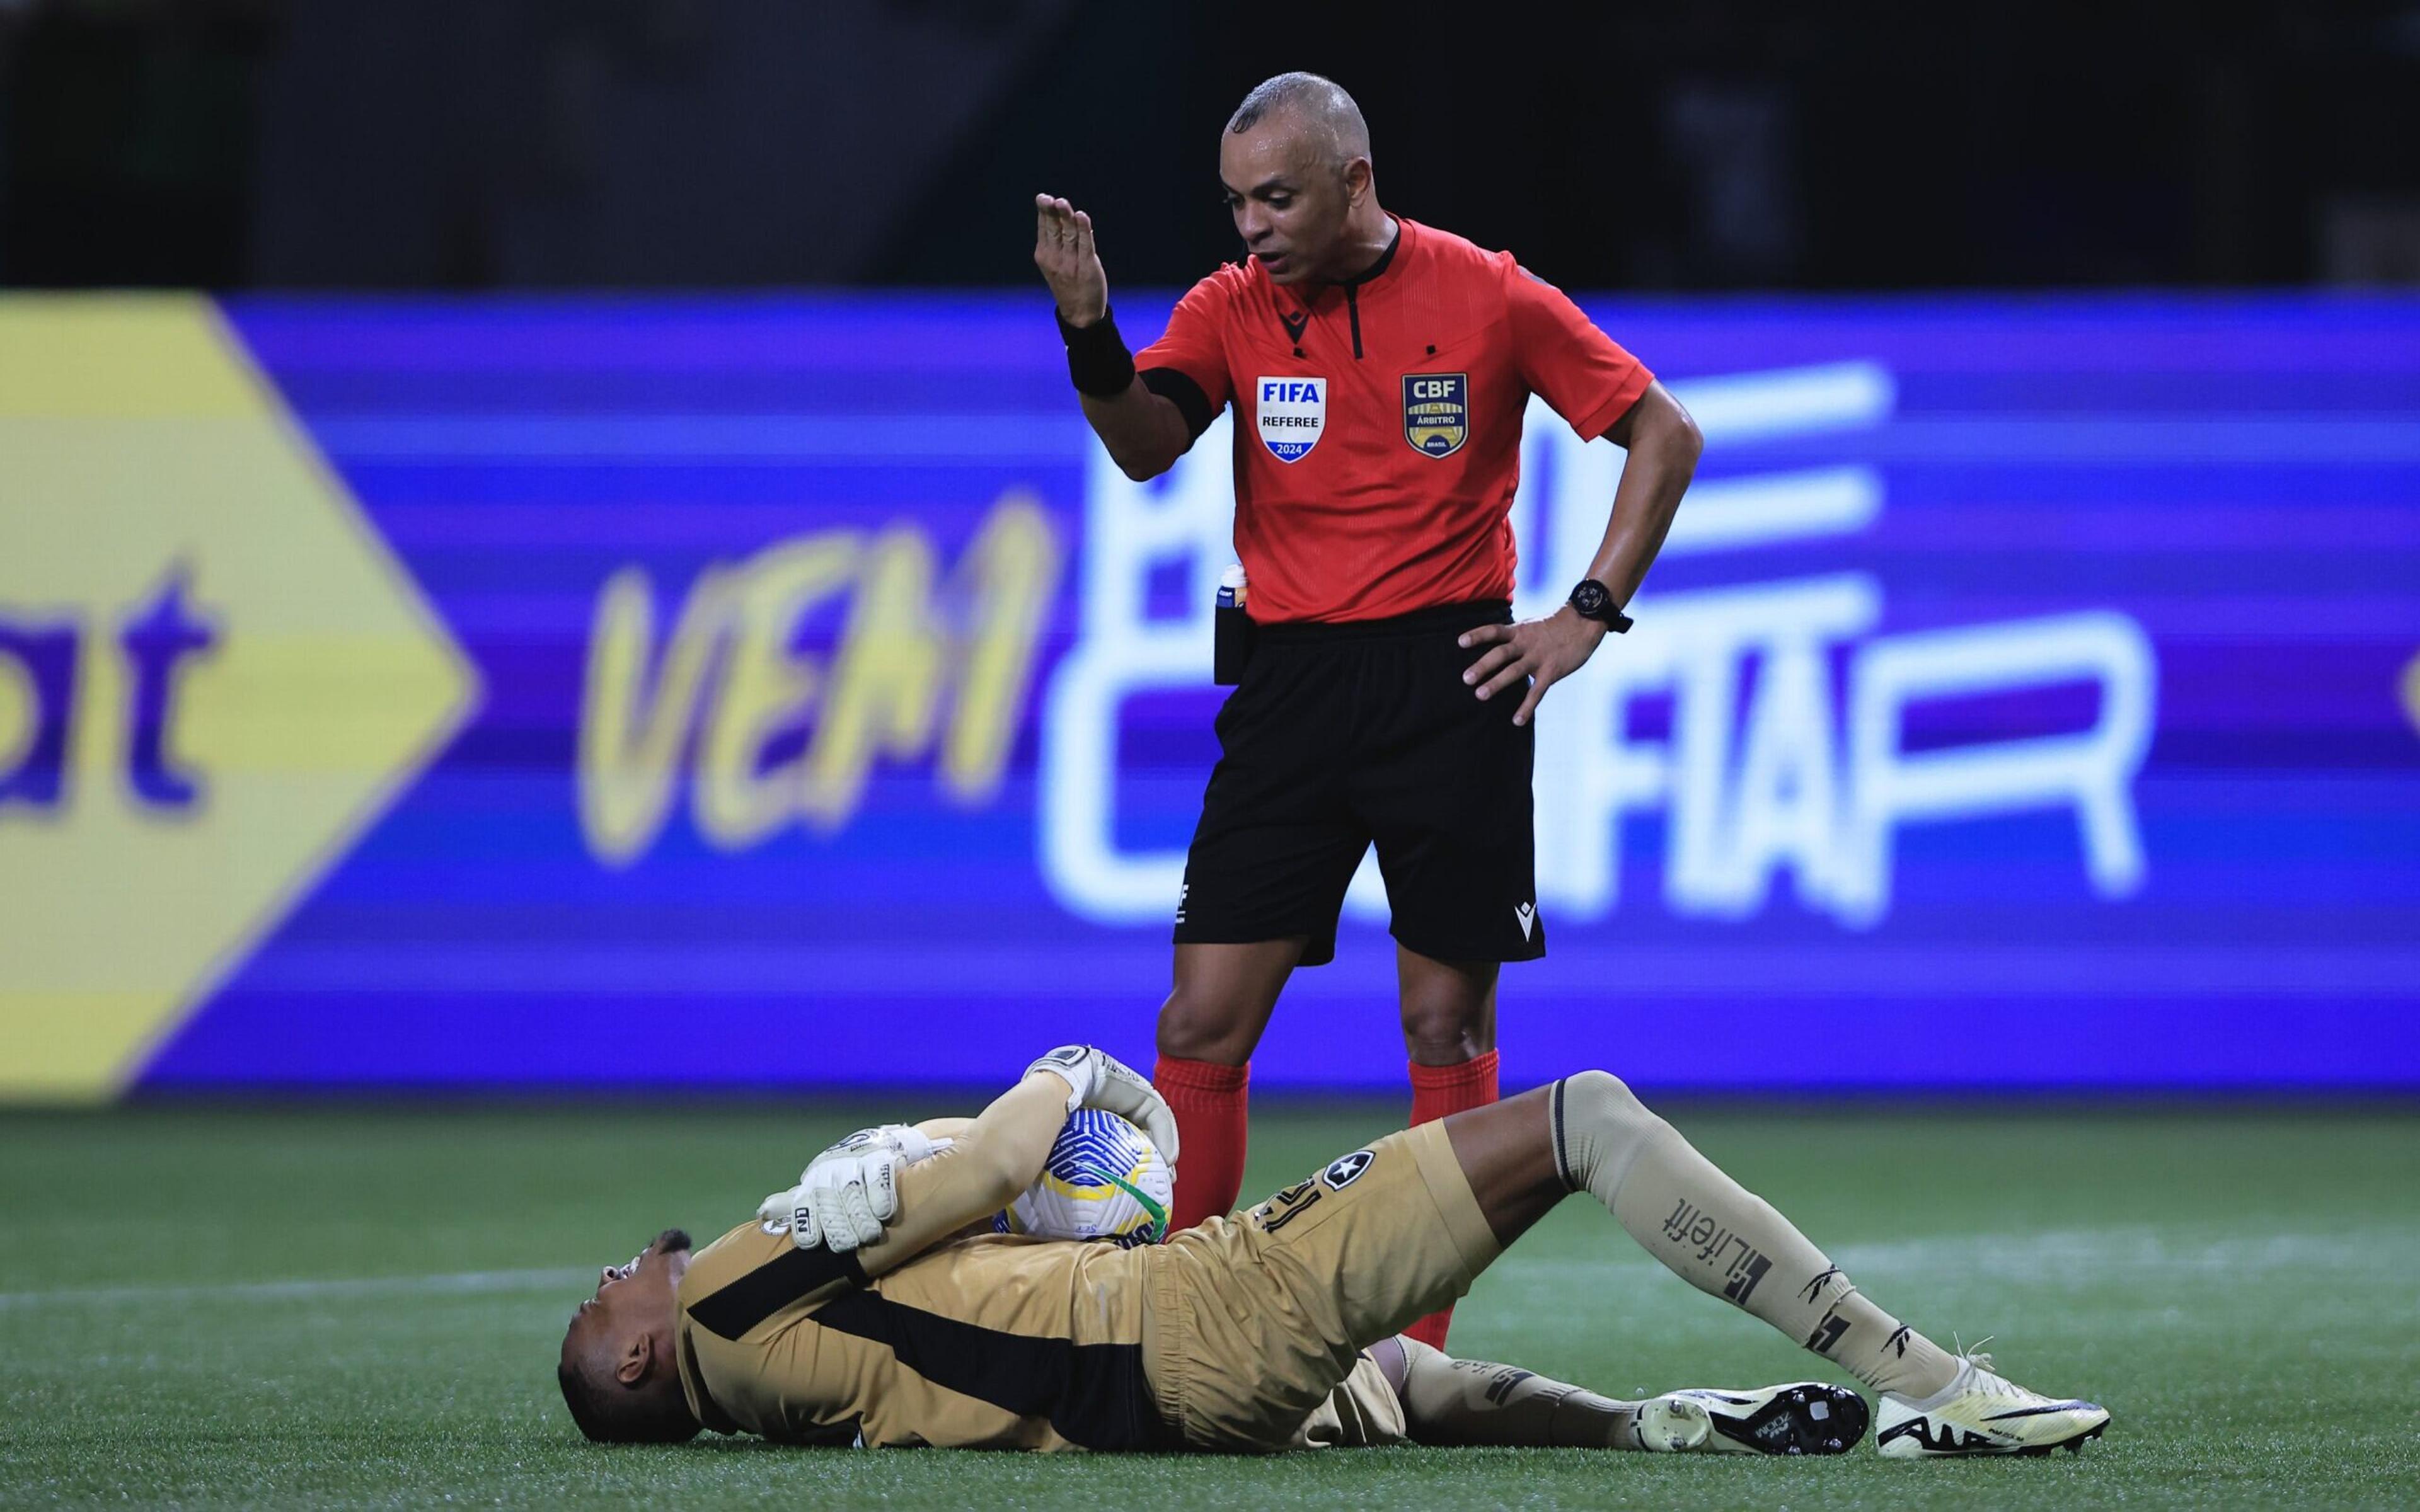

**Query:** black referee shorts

left=1173, top=599, right=1544, bottom=967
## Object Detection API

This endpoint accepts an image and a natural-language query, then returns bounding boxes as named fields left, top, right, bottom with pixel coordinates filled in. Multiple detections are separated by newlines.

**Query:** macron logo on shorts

left=1515, top=902, right=1536, bottom=941
left=1256, top=377, right=1327, bottom=462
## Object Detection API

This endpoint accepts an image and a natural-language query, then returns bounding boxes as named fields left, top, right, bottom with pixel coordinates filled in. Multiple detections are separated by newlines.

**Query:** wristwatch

left=1565, top=578, right=1634, bottom=633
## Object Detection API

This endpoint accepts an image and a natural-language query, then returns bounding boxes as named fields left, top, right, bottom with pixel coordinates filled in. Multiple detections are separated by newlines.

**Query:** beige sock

left=1393, top=1336, right=1645, bottom=1448
left=1552, top=1072, right=1958, bottom=1400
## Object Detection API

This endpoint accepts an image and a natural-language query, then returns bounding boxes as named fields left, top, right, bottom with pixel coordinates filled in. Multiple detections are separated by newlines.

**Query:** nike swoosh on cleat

left=1877, top=1419, right=2010, bottom=1452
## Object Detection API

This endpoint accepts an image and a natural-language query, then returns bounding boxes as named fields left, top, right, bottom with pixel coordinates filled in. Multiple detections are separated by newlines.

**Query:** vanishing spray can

left=1213, top=564, right=1255, bottom=685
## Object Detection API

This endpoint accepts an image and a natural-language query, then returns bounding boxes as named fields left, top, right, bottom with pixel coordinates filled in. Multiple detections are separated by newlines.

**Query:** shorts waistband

left=1255, top=598, right=1511, bottom=644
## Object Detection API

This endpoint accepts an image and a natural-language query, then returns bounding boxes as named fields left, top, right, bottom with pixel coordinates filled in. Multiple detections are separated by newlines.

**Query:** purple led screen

left=137, top=293, right=2420, bottom=1092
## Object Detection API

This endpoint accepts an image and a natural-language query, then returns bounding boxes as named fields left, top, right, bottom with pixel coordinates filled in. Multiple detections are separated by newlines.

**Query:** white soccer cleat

left=1642, top=1382, right=1868, bottom=1455
left=1875, top=1354, right=2110, bottom=1457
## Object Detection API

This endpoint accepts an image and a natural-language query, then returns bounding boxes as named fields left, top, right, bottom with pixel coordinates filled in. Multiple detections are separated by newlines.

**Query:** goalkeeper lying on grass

left=558, top=1047, right=2108, bottom=1457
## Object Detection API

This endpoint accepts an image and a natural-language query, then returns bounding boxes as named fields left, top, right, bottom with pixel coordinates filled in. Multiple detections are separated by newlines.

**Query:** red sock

left=1155, top=1055, right=1250, bottom=1232
left=1401, top=1050, right=1501, bottom=1351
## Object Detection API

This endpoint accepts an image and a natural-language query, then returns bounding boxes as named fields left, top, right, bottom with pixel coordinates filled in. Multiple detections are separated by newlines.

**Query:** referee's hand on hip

left=1460, top=608, right=1610, bottom=728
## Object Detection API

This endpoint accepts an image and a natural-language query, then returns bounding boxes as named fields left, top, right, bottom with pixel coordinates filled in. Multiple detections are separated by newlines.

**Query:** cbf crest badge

left=1255, top=376, right=1327, bottom=462
left=1402, top=372, right=1468, bottom=458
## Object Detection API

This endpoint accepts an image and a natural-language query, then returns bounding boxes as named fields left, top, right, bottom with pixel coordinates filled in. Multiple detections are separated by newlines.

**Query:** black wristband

left=1057, top=306, right=1136, bottom=398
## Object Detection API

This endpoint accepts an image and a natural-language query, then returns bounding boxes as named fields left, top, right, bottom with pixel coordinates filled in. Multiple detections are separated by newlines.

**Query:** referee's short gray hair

left=1227, top=72, right=1371, bottom=173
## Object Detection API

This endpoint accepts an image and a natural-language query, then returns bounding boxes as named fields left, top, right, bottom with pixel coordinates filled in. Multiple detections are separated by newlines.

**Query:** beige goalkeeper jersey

left=674, top=1215, right=1173, bottom=1450
left=671, top=1081, right=1486, bottom=1454
left=671, top=1089, right=1182, bottom=1452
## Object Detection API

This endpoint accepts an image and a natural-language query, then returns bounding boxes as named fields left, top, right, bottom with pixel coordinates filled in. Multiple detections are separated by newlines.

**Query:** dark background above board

left=4, top=0, right=2417, bottom=292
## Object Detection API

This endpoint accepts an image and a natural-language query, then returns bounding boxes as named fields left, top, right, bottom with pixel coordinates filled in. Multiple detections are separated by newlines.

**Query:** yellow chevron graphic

left=0, top=296, right=477, bottom=1101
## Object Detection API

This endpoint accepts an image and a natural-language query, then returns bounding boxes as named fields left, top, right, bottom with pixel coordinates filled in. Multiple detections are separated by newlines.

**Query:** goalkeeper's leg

left=1165, top=1072, right=2099, bottom=1453
left=1368, top=1335, right=1865, bottom=1454
left=1439, top=1076, right=2107, bottom=1455
left=1447, top=1075, right=1961, bottom=1400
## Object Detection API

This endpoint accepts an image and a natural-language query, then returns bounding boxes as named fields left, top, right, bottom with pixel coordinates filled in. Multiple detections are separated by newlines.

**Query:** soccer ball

left=994, top=1108, right=1173, bottom=1248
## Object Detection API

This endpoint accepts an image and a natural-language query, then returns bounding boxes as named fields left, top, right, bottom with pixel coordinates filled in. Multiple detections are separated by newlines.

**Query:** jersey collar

left=1337, top=216, right=1405, bottom=289
left=1271, top=216, right=1412, bottom=314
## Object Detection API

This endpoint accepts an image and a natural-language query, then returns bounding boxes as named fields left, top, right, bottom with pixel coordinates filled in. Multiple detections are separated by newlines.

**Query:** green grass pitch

left=4, top=1101, right=2416, bottom=1508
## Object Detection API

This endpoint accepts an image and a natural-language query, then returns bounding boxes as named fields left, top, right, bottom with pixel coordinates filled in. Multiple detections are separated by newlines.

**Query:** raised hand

left=1033, top=194, right=1110, bottom=327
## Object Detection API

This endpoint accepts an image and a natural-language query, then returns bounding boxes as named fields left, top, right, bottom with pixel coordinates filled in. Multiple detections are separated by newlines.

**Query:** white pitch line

left=0, top=1267, right=590, bottom=1312
left=14, top=1227, right=2412, bottom=1314
left=1826, top=1225, right=2416, bottom=1280
left=1480, top=1225, right=2420, bottom=1300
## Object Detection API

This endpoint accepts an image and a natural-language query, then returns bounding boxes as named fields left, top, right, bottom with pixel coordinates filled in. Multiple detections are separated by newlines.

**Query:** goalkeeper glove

left=1025, top=1045, right=1182, bottom=1169
left=756, top=1124, right=948, bottom=1253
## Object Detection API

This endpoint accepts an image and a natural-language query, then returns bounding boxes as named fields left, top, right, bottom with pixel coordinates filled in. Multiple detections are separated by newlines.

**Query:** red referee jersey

left=1134, top=215, right=1653, bottom=624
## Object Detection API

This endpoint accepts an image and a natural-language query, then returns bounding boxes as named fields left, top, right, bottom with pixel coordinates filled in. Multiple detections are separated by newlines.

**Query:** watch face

left=1570, top=581, right=1610, bottom=615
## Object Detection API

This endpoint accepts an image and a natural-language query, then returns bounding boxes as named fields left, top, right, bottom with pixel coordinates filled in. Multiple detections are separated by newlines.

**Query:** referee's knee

left=1399, top=1002, right=1494, bottom=1065
left=1155, top=987, right=1257, bottom=1065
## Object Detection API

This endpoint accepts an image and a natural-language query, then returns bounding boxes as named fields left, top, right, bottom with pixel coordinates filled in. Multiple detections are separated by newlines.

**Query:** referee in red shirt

left=1035, top=72, right=1702, bottom=1350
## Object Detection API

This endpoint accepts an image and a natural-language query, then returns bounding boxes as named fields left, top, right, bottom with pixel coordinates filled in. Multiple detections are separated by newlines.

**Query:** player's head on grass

left=556, top=1227, right=702, bottom=1444
left=1221, top=72, right=1385, bottom=287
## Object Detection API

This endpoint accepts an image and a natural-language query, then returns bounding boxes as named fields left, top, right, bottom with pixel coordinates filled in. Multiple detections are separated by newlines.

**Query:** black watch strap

left=1566, top=578, right=1633, bottom=633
